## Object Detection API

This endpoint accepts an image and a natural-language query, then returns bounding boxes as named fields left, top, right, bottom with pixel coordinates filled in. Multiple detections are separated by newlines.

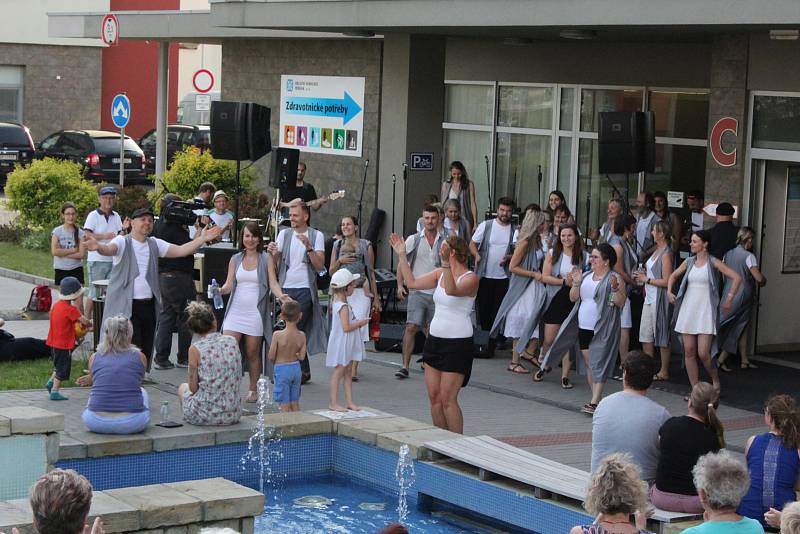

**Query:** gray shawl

left=648, top=247, right=673, bottom=348
left=637, top=211, right=662, bottom=261
left=489, top=245, right=548, bottom=343
left=474, top=219, right=515, bottom=279
left=277, top=227, right=329, bottom=355
left=541, top=270, right=622, bottom=383
left=717, top=246, right=756, bottom=354
left=671, top=255, right=722, bottom=355
left=102, top=235, right=161, bottom=328
left=225, top=251, right=271, bottom=341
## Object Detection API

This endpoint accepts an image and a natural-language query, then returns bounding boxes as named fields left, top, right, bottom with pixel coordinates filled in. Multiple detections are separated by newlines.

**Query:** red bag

left=369, top=309, right=381, bottom=342
left=27, top=284, right=52, bottom=312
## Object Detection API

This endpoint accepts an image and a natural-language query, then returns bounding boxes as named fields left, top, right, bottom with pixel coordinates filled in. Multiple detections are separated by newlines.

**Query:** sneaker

left=142, top=373, right=156, bottom=384
left=153, top=361, right=175, bottom=370
left=395, top=367, right=409, bottom=379
left=45, top=378, right=53, bottom=394
left=49, top=391, right=69, bottom=401
left=175, top=362, right=189, bottom=368
left=581, top=403, right=598, bottom=415
left=301, top=373, right=311, bottom=385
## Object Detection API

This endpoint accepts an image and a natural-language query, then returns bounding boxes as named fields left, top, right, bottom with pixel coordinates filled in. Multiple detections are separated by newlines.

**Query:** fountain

left=240, top=376, right=283, bottom=493
left=395, top=444, right=416, bottom=525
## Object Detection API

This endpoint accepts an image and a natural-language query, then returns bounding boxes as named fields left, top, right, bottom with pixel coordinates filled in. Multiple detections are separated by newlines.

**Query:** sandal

left=581, top=403, right=598, bottom=414
left=245, top=392, right=258, bottom=403
left=719, top=363, right=733, bottom=373
left=561, top=377, right=573, bottom=389
left=741, top=362, right=758, bottom=369
left=520, top=350, right=540, bottom=368
left=533, top=367, right=551, bottom=382
left=652, top=374, right=669, bottom=381
left=507, top=363, right=530, bottom=374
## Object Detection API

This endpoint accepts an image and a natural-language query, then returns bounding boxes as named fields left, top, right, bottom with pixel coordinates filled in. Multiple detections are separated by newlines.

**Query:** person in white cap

left=326, top=269, right=369, bottom=412
left=208, top=190, right=234, bottom=242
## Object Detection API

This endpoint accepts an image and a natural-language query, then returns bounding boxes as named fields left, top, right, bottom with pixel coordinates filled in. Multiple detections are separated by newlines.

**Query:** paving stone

left=68, top=431, right=153, bottom=457
left=260, top=411, right=332, bottom=439
left=106, top=484, right=202, bottom=529
left=147, top=425, right=216, bottom=452
left=0, top=415, right=10, bottom=436
left=0, top=407, right=64, bottom=434
left=376, top=427, right=462, bottom=458
left=0, top=499, right=33, bottom=533
left=336, top=416, right=434, bottom=445
left=188, top=519, right=239, bottom=534
left=58, top=432, right=88, bottom=459
left=240, top=516, right=255, bottom=534
left=86, top=491, right=140, bottom=533
left=166, top=478, right=264, bottom=522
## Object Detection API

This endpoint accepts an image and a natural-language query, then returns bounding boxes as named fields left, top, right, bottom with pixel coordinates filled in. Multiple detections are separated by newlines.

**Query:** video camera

left=161, top=199, right=208, bottom=226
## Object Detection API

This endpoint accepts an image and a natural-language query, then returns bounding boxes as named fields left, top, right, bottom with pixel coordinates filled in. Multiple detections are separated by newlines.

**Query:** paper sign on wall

left=667, top=191, right=684, bottom=208
left=280, top=75, right=365, bottom=157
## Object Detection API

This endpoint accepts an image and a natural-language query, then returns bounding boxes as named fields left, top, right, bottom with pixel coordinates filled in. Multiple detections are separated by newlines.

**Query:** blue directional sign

left=111, top=94, right=131, bottom=129
left=284, top=91, right=362, bottom=125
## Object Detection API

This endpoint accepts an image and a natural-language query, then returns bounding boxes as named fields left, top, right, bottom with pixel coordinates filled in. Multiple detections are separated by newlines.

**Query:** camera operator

left=189, top=182, right=216, bottom=238
left=152, top=194, right=196, bottom=370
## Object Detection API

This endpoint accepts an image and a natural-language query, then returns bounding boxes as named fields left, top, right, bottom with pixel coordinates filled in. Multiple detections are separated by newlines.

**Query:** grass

left=0, top=356, right=89, bottom=391
left=0, top=242, right=55, bottom=279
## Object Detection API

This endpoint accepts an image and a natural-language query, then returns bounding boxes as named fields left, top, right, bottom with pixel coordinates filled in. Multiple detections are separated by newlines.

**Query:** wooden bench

left=425, top=435, right=702, bottom=534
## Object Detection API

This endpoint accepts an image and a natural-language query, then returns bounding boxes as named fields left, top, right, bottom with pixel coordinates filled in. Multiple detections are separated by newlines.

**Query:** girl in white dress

left=326, top=269, right=369, bottom=412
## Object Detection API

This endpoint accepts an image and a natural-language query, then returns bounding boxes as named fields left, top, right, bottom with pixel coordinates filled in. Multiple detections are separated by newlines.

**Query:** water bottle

left=159, top=401, right=170, bottom=424
left=211, top=278, right=223, bottom=310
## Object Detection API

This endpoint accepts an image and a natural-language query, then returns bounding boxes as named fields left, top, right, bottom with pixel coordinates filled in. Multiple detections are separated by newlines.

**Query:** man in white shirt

left=395, top=205, right=446, bottom=379
left=208, top=190, right=234, bottom=241
left=268, top=202, right=327, bottom=383
left=469, top=197, right=516, bottom=357
left=83, top=207, right=220, bottom=372
left=83, top=186, right=123, bottom=318
left=635, top=191, right=659, bottom=261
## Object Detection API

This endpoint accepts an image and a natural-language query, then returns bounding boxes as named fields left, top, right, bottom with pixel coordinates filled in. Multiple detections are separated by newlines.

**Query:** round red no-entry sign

left=101, top=14, right=119, bottom=46
left=192, top=69, right=215, bottom=93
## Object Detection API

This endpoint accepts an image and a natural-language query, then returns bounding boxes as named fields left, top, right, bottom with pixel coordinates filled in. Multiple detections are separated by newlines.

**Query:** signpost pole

left=119, top=126, right=125, bottom=187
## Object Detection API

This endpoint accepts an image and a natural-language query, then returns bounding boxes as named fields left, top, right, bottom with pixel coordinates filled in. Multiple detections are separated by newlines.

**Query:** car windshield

left=93, top=137, right=141, bottom=153
left=0, top=126, right=31, bottom=147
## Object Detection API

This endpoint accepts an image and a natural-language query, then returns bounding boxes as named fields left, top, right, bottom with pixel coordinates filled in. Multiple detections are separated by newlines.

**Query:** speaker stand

left=390, top=173, right=397, bottom=272
left=233, top=159, right=241, bottom=247
left=357, top=160, right=369, bottom=238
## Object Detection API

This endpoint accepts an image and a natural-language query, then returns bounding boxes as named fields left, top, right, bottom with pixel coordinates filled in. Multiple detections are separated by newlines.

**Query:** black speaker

left=199, top=244, right=238, bottom=289
left=374, top=323, right=426, bottom=353
left=210, top=101, right=272, bottom=161
left=270, top=147, right=299, bottom=189
left=598, top=111, right=655, bottom=174
left=365, top=208, right=386, bottom=248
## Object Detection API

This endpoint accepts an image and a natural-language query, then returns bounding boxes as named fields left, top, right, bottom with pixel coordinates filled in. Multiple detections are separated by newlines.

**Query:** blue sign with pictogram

left=111, top=94, right=131, bottom=129
left=410, top=152, right=434, bottom=171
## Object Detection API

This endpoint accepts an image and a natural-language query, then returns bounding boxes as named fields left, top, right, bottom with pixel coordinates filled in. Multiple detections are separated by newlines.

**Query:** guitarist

left=279, top=162, right=327, bottom=219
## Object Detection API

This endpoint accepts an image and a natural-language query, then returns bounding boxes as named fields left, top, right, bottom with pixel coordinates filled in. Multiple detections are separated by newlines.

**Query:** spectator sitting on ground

left=591, top=350, right=670, bottom=483
left=0, top=318, right=51, bottom=362
left=76, top=315, right=149, bottom=434
left=681, top=451, right=764, bottom=534
left=570, top=453, right=650, bottom=534
left=651, top=382, right=724, bottom=514
left=30, top=468, right=103, bottom=534
left=738, top=394, right=800, bottom=528
left=179, top=301, right=242, bottom=426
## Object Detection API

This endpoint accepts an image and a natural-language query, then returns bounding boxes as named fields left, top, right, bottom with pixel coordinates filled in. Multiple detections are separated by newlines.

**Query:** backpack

left=27, top=284, right=52, bottom=312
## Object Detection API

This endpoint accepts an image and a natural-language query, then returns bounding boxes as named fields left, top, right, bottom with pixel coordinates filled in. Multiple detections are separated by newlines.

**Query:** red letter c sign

left=710, top=117, right=738, bottom=167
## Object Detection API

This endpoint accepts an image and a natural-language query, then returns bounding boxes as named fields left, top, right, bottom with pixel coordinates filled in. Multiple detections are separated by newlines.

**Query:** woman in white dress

left=668, top=230, right=741, bottom=394
left=391, top=234, right=478, bottom=434
left=219, top=222, right=270, bottom=403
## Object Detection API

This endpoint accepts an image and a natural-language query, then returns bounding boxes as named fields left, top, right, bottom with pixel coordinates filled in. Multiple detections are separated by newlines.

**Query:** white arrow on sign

left=113, top=100, right=129, bottom=119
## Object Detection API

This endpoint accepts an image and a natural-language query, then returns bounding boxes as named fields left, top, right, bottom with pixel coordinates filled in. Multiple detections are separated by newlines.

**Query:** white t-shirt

left=644, top=254, right=659, bottom=305
left=110, top=235, right=171, bottom=299
left=276, top=228, right=325, bottom=289
left=405, top=233, right=437, bottom=295
left=578, top=275, right=601, bottom=331
left=558, top=253, right=575, bottom=278
left=745, top=253, right=757, bottom=269
left=84, top=209, right=123, bottom=263
left=208, top=210, right=234, bottom=241
left=636, top=211, right=655, bottom=251
left=472, top=219, right=512, bottom=279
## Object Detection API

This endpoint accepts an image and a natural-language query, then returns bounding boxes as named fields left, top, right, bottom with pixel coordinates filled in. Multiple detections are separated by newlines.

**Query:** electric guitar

left=269, top=190, right=346, bottom=235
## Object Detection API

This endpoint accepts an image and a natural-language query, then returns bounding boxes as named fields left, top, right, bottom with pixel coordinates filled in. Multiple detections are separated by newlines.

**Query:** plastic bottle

left=160, top=401, right=170, bottom=424
left=211, top=278, right=223, bottom=310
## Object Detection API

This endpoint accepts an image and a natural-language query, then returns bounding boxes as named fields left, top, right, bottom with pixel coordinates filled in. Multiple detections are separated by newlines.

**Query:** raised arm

left=439, top=241, right=479, bottom=297
left=389, top=233, right=439, bottom=291
left=82, top=234, right=118, bottom=256
left=164, top=225, right=221, bottom=258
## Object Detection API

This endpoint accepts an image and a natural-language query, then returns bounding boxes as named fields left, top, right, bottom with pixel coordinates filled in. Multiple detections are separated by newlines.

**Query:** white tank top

left=429, top=271, right=475, bottom=339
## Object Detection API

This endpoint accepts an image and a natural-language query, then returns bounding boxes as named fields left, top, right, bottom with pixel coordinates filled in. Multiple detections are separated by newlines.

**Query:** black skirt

left=543, top=285, right=572, bottom=324
left=419, top=334, right=474, bottom=387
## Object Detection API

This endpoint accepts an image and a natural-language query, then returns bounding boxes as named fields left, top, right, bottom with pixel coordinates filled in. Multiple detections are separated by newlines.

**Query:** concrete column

left=376, top=34, right=446, bottom=267
left=705, top=33, right=748, bottom=209
left=155, top=41, right=170, bottom=179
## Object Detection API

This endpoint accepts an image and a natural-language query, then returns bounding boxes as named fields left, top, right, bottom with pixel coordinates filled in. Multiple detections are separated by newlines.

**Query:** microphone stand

left=401, top=162, right=409, bottom=235
left=484, top=154, right=492, bottom=214
left=537, top=165, right=543, bottom=206
left=584, top=191, right=591, bottom=247
left=390, top=173, right=397, bottom=271
left=357, top=159, right=369, bottom=237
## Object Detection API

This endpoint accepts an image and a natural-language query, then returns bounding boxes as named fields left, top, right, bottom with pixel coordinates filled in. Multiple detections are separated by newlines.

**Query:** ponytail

left=690, top=382, right=726, bottom=449
left=766, top=394, right=800, bottom=449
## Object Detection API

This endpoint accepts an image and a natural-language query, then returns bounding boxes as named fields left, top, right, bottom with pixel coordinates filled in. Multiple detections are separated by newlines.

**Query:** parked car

left=0, top=122, right=36, bottom=189
left=36, top=130, right=147, bottom=184
left=138, top=124, right=211, bottom=175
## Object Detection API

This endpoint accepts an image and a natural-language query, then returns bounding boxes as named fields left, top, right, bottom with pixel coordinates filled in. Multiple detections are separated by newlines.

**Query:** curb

left=0, top=266, right=54, bottom=287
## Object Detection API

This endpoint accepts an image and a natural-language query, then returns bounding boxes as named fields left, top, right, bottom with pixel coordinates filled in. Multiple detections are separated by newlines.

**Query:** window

left=39, top=134, right=61, bottom=151
left=445, top=84, right=493, bottom=125
left=580, top=88, right=643, bottom=132
left=494, top=133, right=550, bottom=209
left=442, top=129, right=492, bottom=215
left=0, top=66, right=23, bottom=122
left=497, top=86, right=553, bottom=129
left=753, top=95, right=800, bottom=151
left=784, top=168, right=800, bottom=272
left=648, top=91, right=709, bottom=140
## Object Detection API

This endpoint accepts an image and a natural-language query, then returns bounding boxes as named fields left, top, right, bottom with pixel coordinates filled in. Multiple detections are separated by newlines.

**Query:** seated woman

left=652, top=382, right=724, bottom=513
left=681, top=451, right=764, bottom=534
left=570, top=453, right=650, bottom=534
left=178, top=301, right=242, bottom=426
left=738, top=394, right=800, bottom=528
left=78, top=315, right=149, bottom=434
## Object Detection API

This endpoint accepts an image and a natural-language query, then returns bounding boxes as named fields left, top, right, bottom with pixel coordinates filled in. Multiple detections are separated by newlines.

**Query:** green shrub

left=0, top=223, right=30, bottom=244
left=113, top=185, right=152, bottom=219
left=237, top=191, right=273, bottom=219
left=20, top=230, right=50, bottom=252
left=150, top=147, right=259, bottom=204
left=5, top=158, right=98, bottom=230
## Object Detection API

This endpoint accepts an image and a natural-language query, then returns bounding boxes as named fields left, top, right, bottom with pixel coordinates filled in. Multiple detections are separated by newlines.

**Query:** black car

left=0, top=122, right=36, bottom=188
left=138, top=124, right=211, bottom=175
left=36, top=130, right=147, bottom=184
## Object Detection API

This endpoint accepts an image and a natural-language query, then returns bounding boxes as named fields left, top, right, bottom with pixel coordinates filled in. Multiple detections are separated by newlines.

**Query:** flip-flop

left=507, top=363, right=530, bottom=374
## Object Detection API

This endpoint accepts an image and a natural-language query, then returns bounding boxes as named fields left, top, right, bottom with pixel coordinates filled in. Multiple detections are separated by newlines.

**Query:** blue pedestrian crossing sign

left=111, top=94, right=131, bottom=129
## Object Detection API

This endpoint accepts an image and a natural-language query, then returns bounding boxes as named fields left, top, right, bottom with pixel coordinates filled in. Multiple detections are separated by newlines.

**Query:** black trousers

left=284, top=287, right=313, bottom=378
left=131, top=298, right=157, bottom=372
left=477, top=277, right=509, bottom=354
left=154, top=272, right=196, bottom=365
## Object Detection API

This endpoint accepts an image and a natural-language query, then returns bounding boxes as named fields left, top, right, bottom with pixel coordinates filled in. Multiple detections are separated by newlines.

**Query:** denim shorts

left=87, top=261, right=113, bottom=298
left=273, top=361, right=302, bottom=404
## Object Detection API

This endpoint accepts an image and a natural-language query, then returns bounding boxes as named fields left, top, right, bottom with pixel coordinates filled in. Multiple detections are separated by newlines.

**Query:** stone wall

left=0, top=44, right=102, bottom=142
left=221, top=39, right=382, bottom=236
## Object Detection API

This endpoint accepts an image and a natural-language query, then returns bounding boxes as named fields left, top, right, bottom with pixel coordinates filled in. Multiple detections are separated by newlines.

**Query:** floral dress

left=182, top=332, right=242, bottom=426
